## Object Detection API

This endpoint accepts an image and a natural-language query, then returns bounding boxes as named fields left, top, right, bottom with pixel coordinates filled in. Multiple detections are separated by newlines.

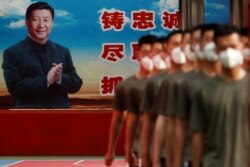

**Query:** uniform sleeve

left=169, top=81, right=178, bottom=115
left=153, top=78, right=170, bottom=115
left=127, top=87, right=139, bottom=114
left=176, top=81, right=191, bottom=119
left=140, top=80, right=154, bottom=113
left=2, top=49, right=49, bottom=97
left=189, top=89, right=207, bottom=132
left=60, top=49, right=83, bottom=93
left=113, top=84, right=125, bottom=111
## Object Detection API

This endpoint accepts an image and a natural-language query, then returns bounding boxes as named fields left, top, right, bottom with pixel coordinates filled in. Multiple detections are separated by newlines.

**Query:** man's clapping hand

left=47, top=63, right=63, bottom=86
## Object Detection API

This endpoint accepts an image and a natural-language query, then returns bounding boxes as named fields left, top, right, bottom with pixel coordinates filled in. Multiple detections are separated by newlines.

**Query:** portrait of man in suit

left=2, top=2, right=83, bottom=108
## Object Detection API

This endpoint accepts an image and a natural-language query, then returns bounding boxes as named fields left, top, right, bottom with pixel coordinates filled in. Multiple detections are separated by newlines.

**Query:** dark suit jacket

left=2, top=37, right=83, bottom=108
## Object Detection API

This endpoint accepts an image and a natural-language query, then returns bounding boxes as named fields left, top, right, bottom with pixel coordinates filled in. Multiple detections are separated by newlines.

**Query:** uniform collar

left=25, top=36, right=50, bottom=52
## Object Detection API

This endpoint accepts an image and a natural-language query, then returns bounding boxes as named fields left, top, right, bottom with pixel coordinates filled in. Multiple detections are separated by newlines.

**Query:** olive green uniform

left=127, top=77, right=148, bottom=114
left=190, top=74, right=250, bottom=167
left=140, top=72, right=169, bottom=114
left=113, top=75, right=137, bottom=111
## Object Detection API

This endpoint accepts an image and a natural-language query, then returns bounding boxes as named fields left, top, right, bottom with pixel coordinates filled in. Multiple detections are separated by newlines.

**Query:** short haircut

left=201, top=23, right=219, bottom=37
left=26, top=2, right=54, bottom=20
left=138, top=35, right=157, bottom=49
left=183, top=28, right=191, bottom=35
left=240, top=27, right=250, bottom=38
left=158, top=37, right=166, bottom=44
left=214, top=24, right=240, bottom=44
left=191, top=24, right=203, bottom=34
left=165, top=30, right=183, bottom=42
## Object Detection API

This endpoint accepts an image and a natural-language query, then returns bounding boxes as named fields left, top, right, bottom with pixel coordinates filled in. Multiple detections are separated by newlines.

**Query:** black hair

left=158, top=37, right=166, bottom=44
left=138, top=35, right=157, bottom=49
left=201, top=23, right=219, bottom=37
left=26, top=2, right=54, bottom=20
left=240, top=27, right=250, bottom=38
left=191, top=25, right=203, bottom=34
left=183, top=28, right=191, bottom=35
left=165, top=30, right=183, bottom=42
left=214, top=24, right=240, bottom=43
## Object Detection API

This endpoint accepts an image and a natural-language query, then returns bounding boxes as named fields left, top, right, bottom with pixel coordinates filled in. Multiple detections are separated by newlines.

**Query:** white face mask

left=184, top=44, right=196, bottom=61
left=242, top=48, right=250, bottom=61
left=171, top=47, right=186, bottom=64
left=152, top=54, right=167, bottom=70
left=141, top=56, right=153, bottom=72
left=194, top=44, right=205, bottom=60
left=219, top=48, right=243, bottom=68
left=203, top=42, right=218, bottom=62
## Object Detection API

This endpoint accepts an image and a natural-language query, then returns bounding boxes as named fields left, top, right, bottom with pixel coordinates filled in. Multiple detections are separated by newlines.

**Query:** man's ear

left=135, top=50, right=140, bottom=61
left=25, top=19, right=29, bottom=27
left=213, top=40, right=219, bottom=55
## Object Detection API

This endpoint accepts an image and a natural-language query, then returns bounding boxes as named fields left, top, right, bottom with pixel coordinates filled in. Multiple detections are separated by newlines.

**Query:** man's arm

left=140, top=80, right=154, bottom=166
left=189, top=90, right=206, bottom=167
left=125, top=111, right=139, bottom=166
left=105, top=81, right=127, bottom=166
left=173, top=118, right=187, bottom=167
left=140, top=112, right=152, bottom=167
left=192, top=131, right=204, bottom=167
left=105, top=110, right=126, bottom=166
left=60, top=49, right=82, bottom=93
left=2, top=49, right=49, bottom=96
left=152, top=115, right=167, bottom=167
left=125, top=89, right=140, bottom=166
left=172, top=82, right=190, bottom=167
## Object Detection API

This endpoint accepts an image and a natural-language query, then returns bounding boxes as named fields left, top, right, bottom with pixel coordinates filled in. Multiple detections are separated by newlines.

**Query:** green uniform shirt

left=155, top=71, right=187, bottom=116
left=190, top=74, right=250, bottom=167
left=177, top=71, right=210, bottom=119
left=127, top=77, right=148, bottom=114
left=140, top=71, right=168, bottom=114
left=113, top=75, right=137, bottom=111
left=178, top=71, right=212, bottom=161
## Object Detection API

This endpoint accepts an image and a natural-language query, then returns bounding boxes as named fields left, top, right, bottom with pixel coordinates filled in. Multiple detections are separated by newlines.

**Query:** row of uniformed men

left=105, top=24, right=250, bottom=167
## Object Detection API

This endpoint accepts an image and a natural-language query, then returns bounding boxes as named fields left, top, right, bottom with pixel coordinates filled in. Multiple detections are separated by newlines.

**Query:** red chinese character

left=130, top=42, right=139, bottom=61
left=100, top=43, right=125, bottom=63
left=131, top=10, right=155, bottom=31
left=161, top=10, right=179, bottom=30
left=99, top=10, right=125, bottom=31
left=100, top=76, right=124, bottom=95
